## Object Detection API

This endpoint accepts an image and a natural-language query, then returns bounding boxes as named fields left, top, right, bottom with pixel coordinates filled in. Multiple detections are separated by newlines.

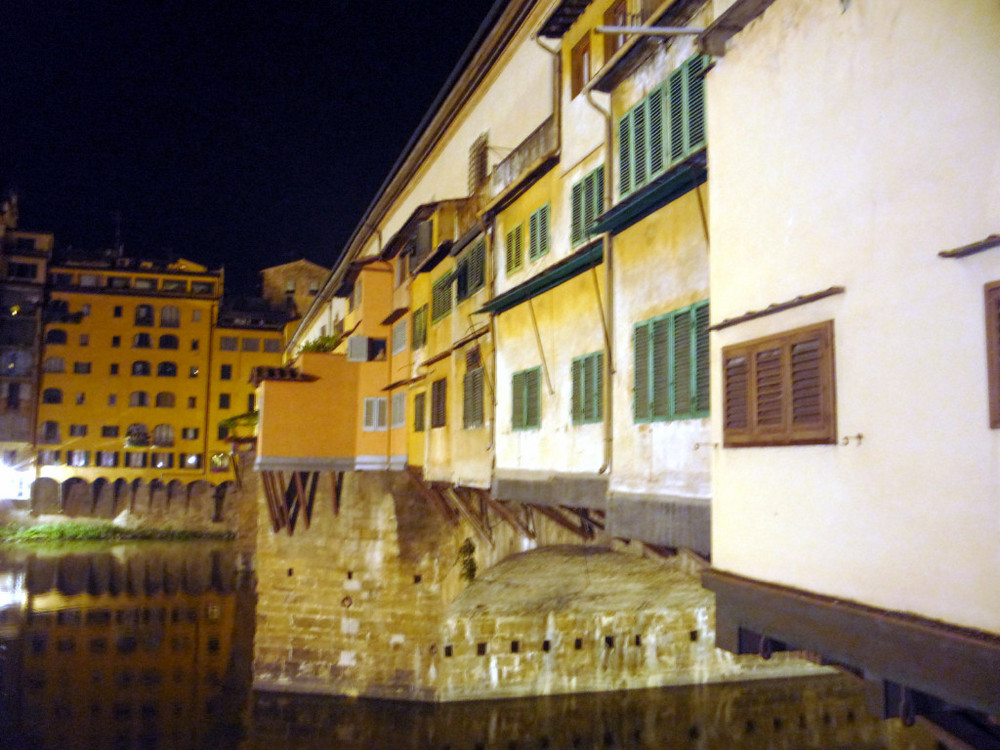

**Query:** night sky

left=1, top=0, right=499, bottom=296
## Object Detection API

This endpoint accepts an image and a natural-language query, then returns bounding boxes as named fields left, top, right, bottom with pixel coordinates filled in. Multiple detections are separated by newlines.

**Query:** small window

left=463, top=368, right=484, bottom=429
left=722, top=320, right=836, bottom=447
left=158, top=334, right=179, bottom=350
left=603, top=0, right=628, bottom=59
left=101, top=426, right=119, bottom=438
left=180, top=453, right=202, bottom=469
left=187, top=397, right=196, bottom=408
left=412, top=305, right=428, bottom=349
left=431, top=275, right=453, bottom=322
left=570, top=166, right=605, bottom=247
left=191, top=281, right=214, bottom=295
left=129, top=391, right=148, bottom=408
left=110, top=364, right=119, bottom=375
left=456, top=238, right=486, bottom=301
left=160, top=306, right=180, bottom=328
left=125, top=451, right=147, bottom=468
left=571, top=352, right=603, bottom=425
left=363, top=397, right=388, bottom=431
left=308, top=281, right=319, bottom=296
left=512, top=368, right=541, bottom=430
left=155, top=392, right=175, bottom=408
left=220, top=364, right=232, bottom=381
left=192, top=310, right=202, bottom=322
left=38, top=450, right=61, bottom=466
left=157, top=362, right=177, bottom=377
left=97, top=451, right=119, bottom=467
left=191, top=339, right=200, bottom=351
left=69, top=424, right=87, bottom=437
left=108, top=277, right=129, bottom=290
left=113, top=306, right=123, bottom=317
left=431, top=378, right=447, bottom=428
left=132, top=361, right=151, bottom=376
left=79, top=332, right=89, bottom=344
left=505, top=225, right=523, bottom=275
left=392, top=320, right=407, bottom=355
left=45, top=329, right=67, bottom=345
left=189, top=367, right=199, bottom=378
left=134, top=305, right=154, bottom=326
left=132, top=333, right=152, bottom=348
left=219, top=337, right=237, bottom=351
left=242, top=337, right=260, bottom=352
left=181, top=427, right=199, bottom=440
left=219, top=393, right=230, bottom=409
left=73, top=362, right=92, bottom=375
left=218, top=424, right=229, bottom=440
left=152, top=424, right=174, bottom=447
left=571, top=33, right=592, bottom=98
left=108, top=394, right=117, bottom=406
left=391, top=392, right=406, bottom=429
left=468, top=132, right=489, bottom=194
left=68, top=450, right=90, bottom=467
left=75, top=392, right=84, bottom=405
left=42, top=388, right=62, bottom=404
left=414, top=392, right=426, bottom=432
left=43, top=357, right=65, bottom=373
left=162, top=279, right=186, bottom=293
left=134, top=277, right=156, bottom=290
left=79, top=273, right=100, bottom=287
left=263, top=338, right=281, bottom=353
left=41, top=421, right=60, bottom=443
left=112, top=336, right=121, bottom=348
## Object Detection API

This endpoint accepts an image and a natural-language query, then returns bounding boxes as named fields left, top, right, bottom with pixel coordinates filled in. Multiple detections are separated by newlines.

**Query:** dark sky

left=0, top=0, right=499, bottom=296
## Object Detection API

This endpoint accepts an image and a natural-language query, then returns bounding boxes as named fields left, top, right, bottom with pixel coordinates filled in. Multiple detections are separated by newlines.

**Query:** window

left=218, top=424, right=229, bottom=440
left=349, top=283, right=362, bottom=312
left=129, top=391, right=149, bottom=407
left=157, top=362, right=177, bottom=377
left=132, top=361, right=151, bottom=376
left=126, top=423, right=150, bottom=447
left=570, top=166, right=605, bottom=247
left=38, top=450, right=60, bottom=466
left=603, top=0, right=628, bottom=60
left=431, top=378, right=447, bottom=428
left=264, top=338, right=281, bottom=353
left=113, top=306, right=123, bottom=318
left=219, top=394, right=230, bottom=409
left=42, top=388, right=62, bottom=404
left=722, top=320, right=836, bottom=447
left=572, top=352, right=603, bottom=425
left=392, top=320, right=407, bottom=355
left=618, top=54, right=707, bottom=198
left=155, top=392, right=175, bottom=408
left=134, top=305, right=154, bottom=326
left=192, top=309, right=202, bottom=322
left=73, top=362, right=91, bottom=375
left=160, top=306, right=180, bottom=328
left=125, top=451, right=147, bottom=468
left=219, top=337, right=237, bottom=351
left=182, top=427, right=198, bottom=440
left=512, top=368, right=541, bottom=430
left=152, top=425, right=174, bottom=447
left=101, top=426, right=119, bottom=438
left=391, top=392, right=406, bottom=429
left=220, top=364, right=232, bottom=381
left=986, top=282, right=1000, bottom=428
left=463, top=368, right=484, bottom=429
left=248, top=393, right=255, bottom=412
left=108, top=394, right=117, bottom=406
left=210, top=453, right=228, bottom=472
left=6, top=383, right=19, bottom=409
left=134, top=277, right=156, bottom=290
left=505, top=225, right=524, bottom=275
left=189, top=367, right=199, bottom=378
left=634, top=301, right=710, bottom=422
left=414, top=392, right=426, bottom=432
left=79, top=332, right=89, bottom=344
left=69, top=424, right=87, bottom=437
left=68, top=450, right=90, bottom=467
left=456, top=238, right=486, bottom=300
left=363, top=397, right=388, bottom=431
left=528, top=205, right=551, bottom=261
left=43, top=357, right=65, bottom=373
left=191, top=281, right=214, bottom=295
left=412, top=306, right=428, bottom=349
left=309, top=281, right=319, bottom=296
left=191, top=339, right=200, bottom=351
left=79, top=273, right=99, bottom=287
left=110, top=364, right=119, bottom=375
left=42, top=421, right=60, bottom=443
left=468, top=132, right=489, bottom=194
left=8, top=262, right=37, bottom=279
left=75, top=392, right=84, bottom=405
left=45, top=329, right=67, bottom=345
left=158, top=334, right=179, bottom=349
left=285, top=279, right=296, bottom=293
left=187, top=397, right=196, bottom=408
left=180, top=453, right=202, bottom=469
left=571, top=34, right=592, bottom=98
left=133, top=333, right=151, bottom=348
left=242, top=337, right=260, bottom=352
left=162, top=279, right=186, bottom=293
left=112, top=336, right=121, bottom=348
left=432, top=275, right=453, bottom=322
left=97, top=451, right=119, bottom=467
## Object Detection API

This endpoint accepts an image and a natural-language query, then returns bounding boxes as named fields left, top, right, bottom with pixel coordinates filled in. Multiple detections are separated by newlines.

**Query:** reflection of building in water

left=2, top=547, right=241, bottom=749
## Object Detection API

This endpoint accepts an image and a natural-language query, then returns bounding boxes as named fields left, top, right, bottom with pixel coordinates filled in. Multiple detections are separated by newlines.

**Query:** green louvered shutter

left=648, top=86, right=665, bottom=176
left=512, top=372, right=524, bottom=428
left=634, top=323, right=650, bottom=421
left=618, top=113, right=632, bottom=197
left=529, top=211, right=539, bottom=260
left=686, top=55, right=707, bottom=153
left=571, top=358, right=584, bottom=423
left=650, top=316, right=671, bottom=418
left=570, top=181, right=584, bottom=246
left=672, top=311, right=692, bottom=416
left=694, top=302, right=710, bottom=413
left=525, top=369, right=541, bottom=428
left=538, top=204, right=550, bottom=256
left=583, top=173, right=597, bottom=242
left=668, top=65, right=686, bottom=163
left=633, top=104, right=647, bottom=188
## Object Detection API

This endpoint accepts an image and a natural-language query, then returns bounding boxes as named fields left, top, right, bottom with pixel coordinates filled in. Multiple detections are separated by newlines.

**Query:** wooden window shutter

left=539, top=204, right=550, bottom=256
left=986, top=282, right=1000, bottom=428
left=529, top=211, right=540, bottom=261
left=672, top=311, right=692, bottom=416
left=650, top=316, right=670, bottom=418
left=722, top=321, right=836, bottom=446
left=506, top=225, right=523, bottom=273
left=668, top=65, right=686, bottom=163
left=525, top=369, right=541, bottom=428
left=463, top=369, right=484, bottom=429
left=686, top=55, right=707, bottom=152
left=414, top=392, right=426, bottom=432
left=633, top=103, right=647, bottom=188
left=618, top=113, right=632, bottom=197
left=633, top=323, right=650, bottom=421
left=570, top=181, right=584, bottom=246
left=694, top=303, right=711, bottom=413
left=431, top=378, right=447, bottom=428
left=512, top=371, right=525, bottom=428
left=647, top=87, right=665, bottom=175
left=571, top=358, right=584, bottom=423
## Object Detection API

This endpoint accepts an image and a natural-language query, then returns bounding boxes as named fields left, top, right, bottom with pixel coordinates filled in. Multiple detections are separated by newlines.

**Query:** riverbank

left=0, top=520, right=234, bottom=544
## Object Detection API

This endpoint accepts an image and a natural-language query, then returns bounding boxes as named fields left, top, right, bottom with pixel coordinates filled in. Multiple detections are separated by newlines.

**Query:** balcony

left=486, top=116, right=559, bottom=210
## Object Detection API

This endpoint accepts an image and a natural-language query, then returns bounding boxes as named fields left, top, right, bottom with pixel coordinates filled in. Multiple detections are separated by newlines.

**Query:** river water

left=0, top=544, right=946, bottom=749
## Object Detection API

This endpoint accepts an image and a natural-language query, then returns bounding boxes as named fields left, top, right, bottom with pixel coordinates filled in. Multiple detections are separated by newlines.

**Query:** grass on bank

left=0, top=522, right=235, bottom=544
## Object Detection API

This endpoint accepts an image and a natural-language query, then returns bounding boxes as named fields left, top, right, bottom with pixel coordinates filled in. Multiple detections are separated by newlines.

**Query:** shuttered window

left=431, top=275, right=452, bottom=322
left=456, top=238, right=486, bottom=300
left=528, top=204, right=551, bottom=261
left=414, top=392, right=426, bottom=432
left=431, top=378, right=447, bottom=428
left=391, top=391, right=406, bottom=429
left=505, top=224, right=523, bottom=275
left=512, top=368, right=541, bottom=430
left=571, top=352, right=603, bottom=425
left=722, top=320, right=836, bottom=446
left=392, top=319, right=407, bottom=355
left=363, top=397, right=388, bottom=431
left=570, top=167, right=605, bottom=247
left=633, top=301, right=710, bottom=422
left=463, top=368, right=485, bottom=429
left=985, top=282, right=1000, bottom=428
left=412, top=305, right=428, bottom=349
left=618, top=54, right=708, bottom=199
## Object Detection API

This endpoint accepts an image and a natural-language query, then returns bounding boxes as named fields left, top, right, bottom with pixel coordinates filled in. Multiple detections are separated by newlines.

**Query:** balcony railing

left=487, top=116, right=559, bottom=204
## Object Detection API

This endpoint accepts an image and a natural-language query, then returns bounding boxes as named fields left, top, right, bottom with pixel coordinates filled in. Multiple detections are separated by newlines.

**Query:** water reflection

left=0, top=545, right=943, bottom=749
left=0, top=543, right=253, bottom=750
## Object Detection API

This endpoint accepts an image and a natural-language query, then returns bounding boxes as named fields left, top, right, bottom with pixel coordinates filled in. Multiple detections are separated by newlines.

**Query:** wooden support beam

left=564, top=506, right=605, bottom=531
left=404, top=466, right=459, bottom=525
left=476, top=490, right=536, bottom=540
left=293, top=472, right=309, bottom=528
left=445, top=487, right=494, bottom=548
left=261, top=471, right=284, bottom=533
left=331, top=471, right=342, bottom=515
left=530, top=503, right=594, bottom=540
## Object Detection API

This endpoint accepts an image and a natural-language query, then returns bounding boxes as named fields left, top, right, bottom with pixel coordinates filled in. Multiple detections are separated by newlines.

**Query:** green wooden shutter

left=570, top=182, right=584, bottom=246
left=539, top=204, right=550, bottom=256
left=633, top=103, right=647, bottom=187
left=583, top=173, right=597, bottom=242
left=571, top=358, right=584, bottom=423
left=672, top=310, right=692, bottom=416
left=633, top=323, right=650, bottom=421
left=618, top=113, right=632, bottom=197
left=687, top=55, right=707, bottom=152
left=414, top=392, right=426, bottom=432
left=650, top=316, right=671, bottom=418
left=694, top=303, right=710, bottom=413
left=525, top=369, right=541, bottom=428
left=512, top=371, right=524, bottom=429
left=668, top=65, right=685, bottom=163
left=648, top=86, right=665, bottom=176
left=528, top=210, right=539, bottom=260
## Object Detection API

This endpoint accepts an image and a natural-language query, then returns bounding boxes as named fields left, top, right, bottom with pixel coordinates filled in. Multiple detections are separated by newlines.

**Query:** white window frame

left=391, top=392, right=406, bottom=428
left=363, top=397, right=388, bottom=431
left=392, top=319, right=407, bottom=355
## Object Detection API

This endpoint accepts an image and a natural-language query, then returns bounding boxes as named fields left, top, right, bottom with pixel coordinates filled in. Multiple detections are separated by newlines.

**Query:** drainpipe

left=585, top=89, right=615, bottom=476
left=476, top=214, right=498, bottom=458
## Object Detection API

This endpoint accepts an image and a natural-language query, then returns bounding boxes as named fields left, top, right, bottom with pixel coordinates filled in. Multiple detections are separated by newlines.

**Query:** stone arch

left=188, top=480, right=213, bottom=521
left=61, top=477, right=90, bottom=517
left=148, top=479, right=168, bottom=519
left=213, top=481, right=234, bottom=523
left=31, top=477, right=60, bottom=515
left=91, top=477, right=108, bottom=515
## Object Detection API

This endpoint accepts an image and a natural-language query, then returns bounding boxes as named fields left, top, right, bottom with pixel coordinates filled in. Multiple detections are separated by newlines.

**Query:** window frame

left=463, top=368, right=485, bottom=429
left=571, top=33, right=592, bottom=98
left=412, top=305, right=428, bottom=349
left=721, top=320, right=837, bottom=447
left=430, top=378, right=447, bottom=428
left=528, top=204, right=551, bottom=262
left=414, top=391, right=426, bottom=432
left=511, top=367, right=542, bottom=430
left=505, top=224, right=524, bottom=275
left=570, top=166, right=605, bottom=247
left=431, top=275, right=453, bottom=323
left=362, top=396, right=388, bottom=432
left=571, top=352, right=603, bottom=425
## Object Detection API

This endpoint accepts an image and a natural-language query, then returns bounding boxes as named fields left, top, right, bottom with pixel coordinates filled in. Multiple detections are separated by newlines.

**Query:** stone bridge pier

left=247, top=464, right=824, bottom=701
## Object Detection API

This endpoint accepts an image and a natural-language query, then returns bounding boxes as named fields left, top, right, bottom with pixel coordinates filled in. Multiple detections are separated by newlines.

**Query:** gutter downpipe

left=585, top=87, right=615, bottom=477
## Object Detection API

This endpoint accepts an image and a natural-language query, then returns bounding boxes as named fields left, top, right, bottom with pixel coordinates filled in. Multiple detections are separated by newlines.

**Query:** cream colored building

left=701, top=0, right=1000, bottom=723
